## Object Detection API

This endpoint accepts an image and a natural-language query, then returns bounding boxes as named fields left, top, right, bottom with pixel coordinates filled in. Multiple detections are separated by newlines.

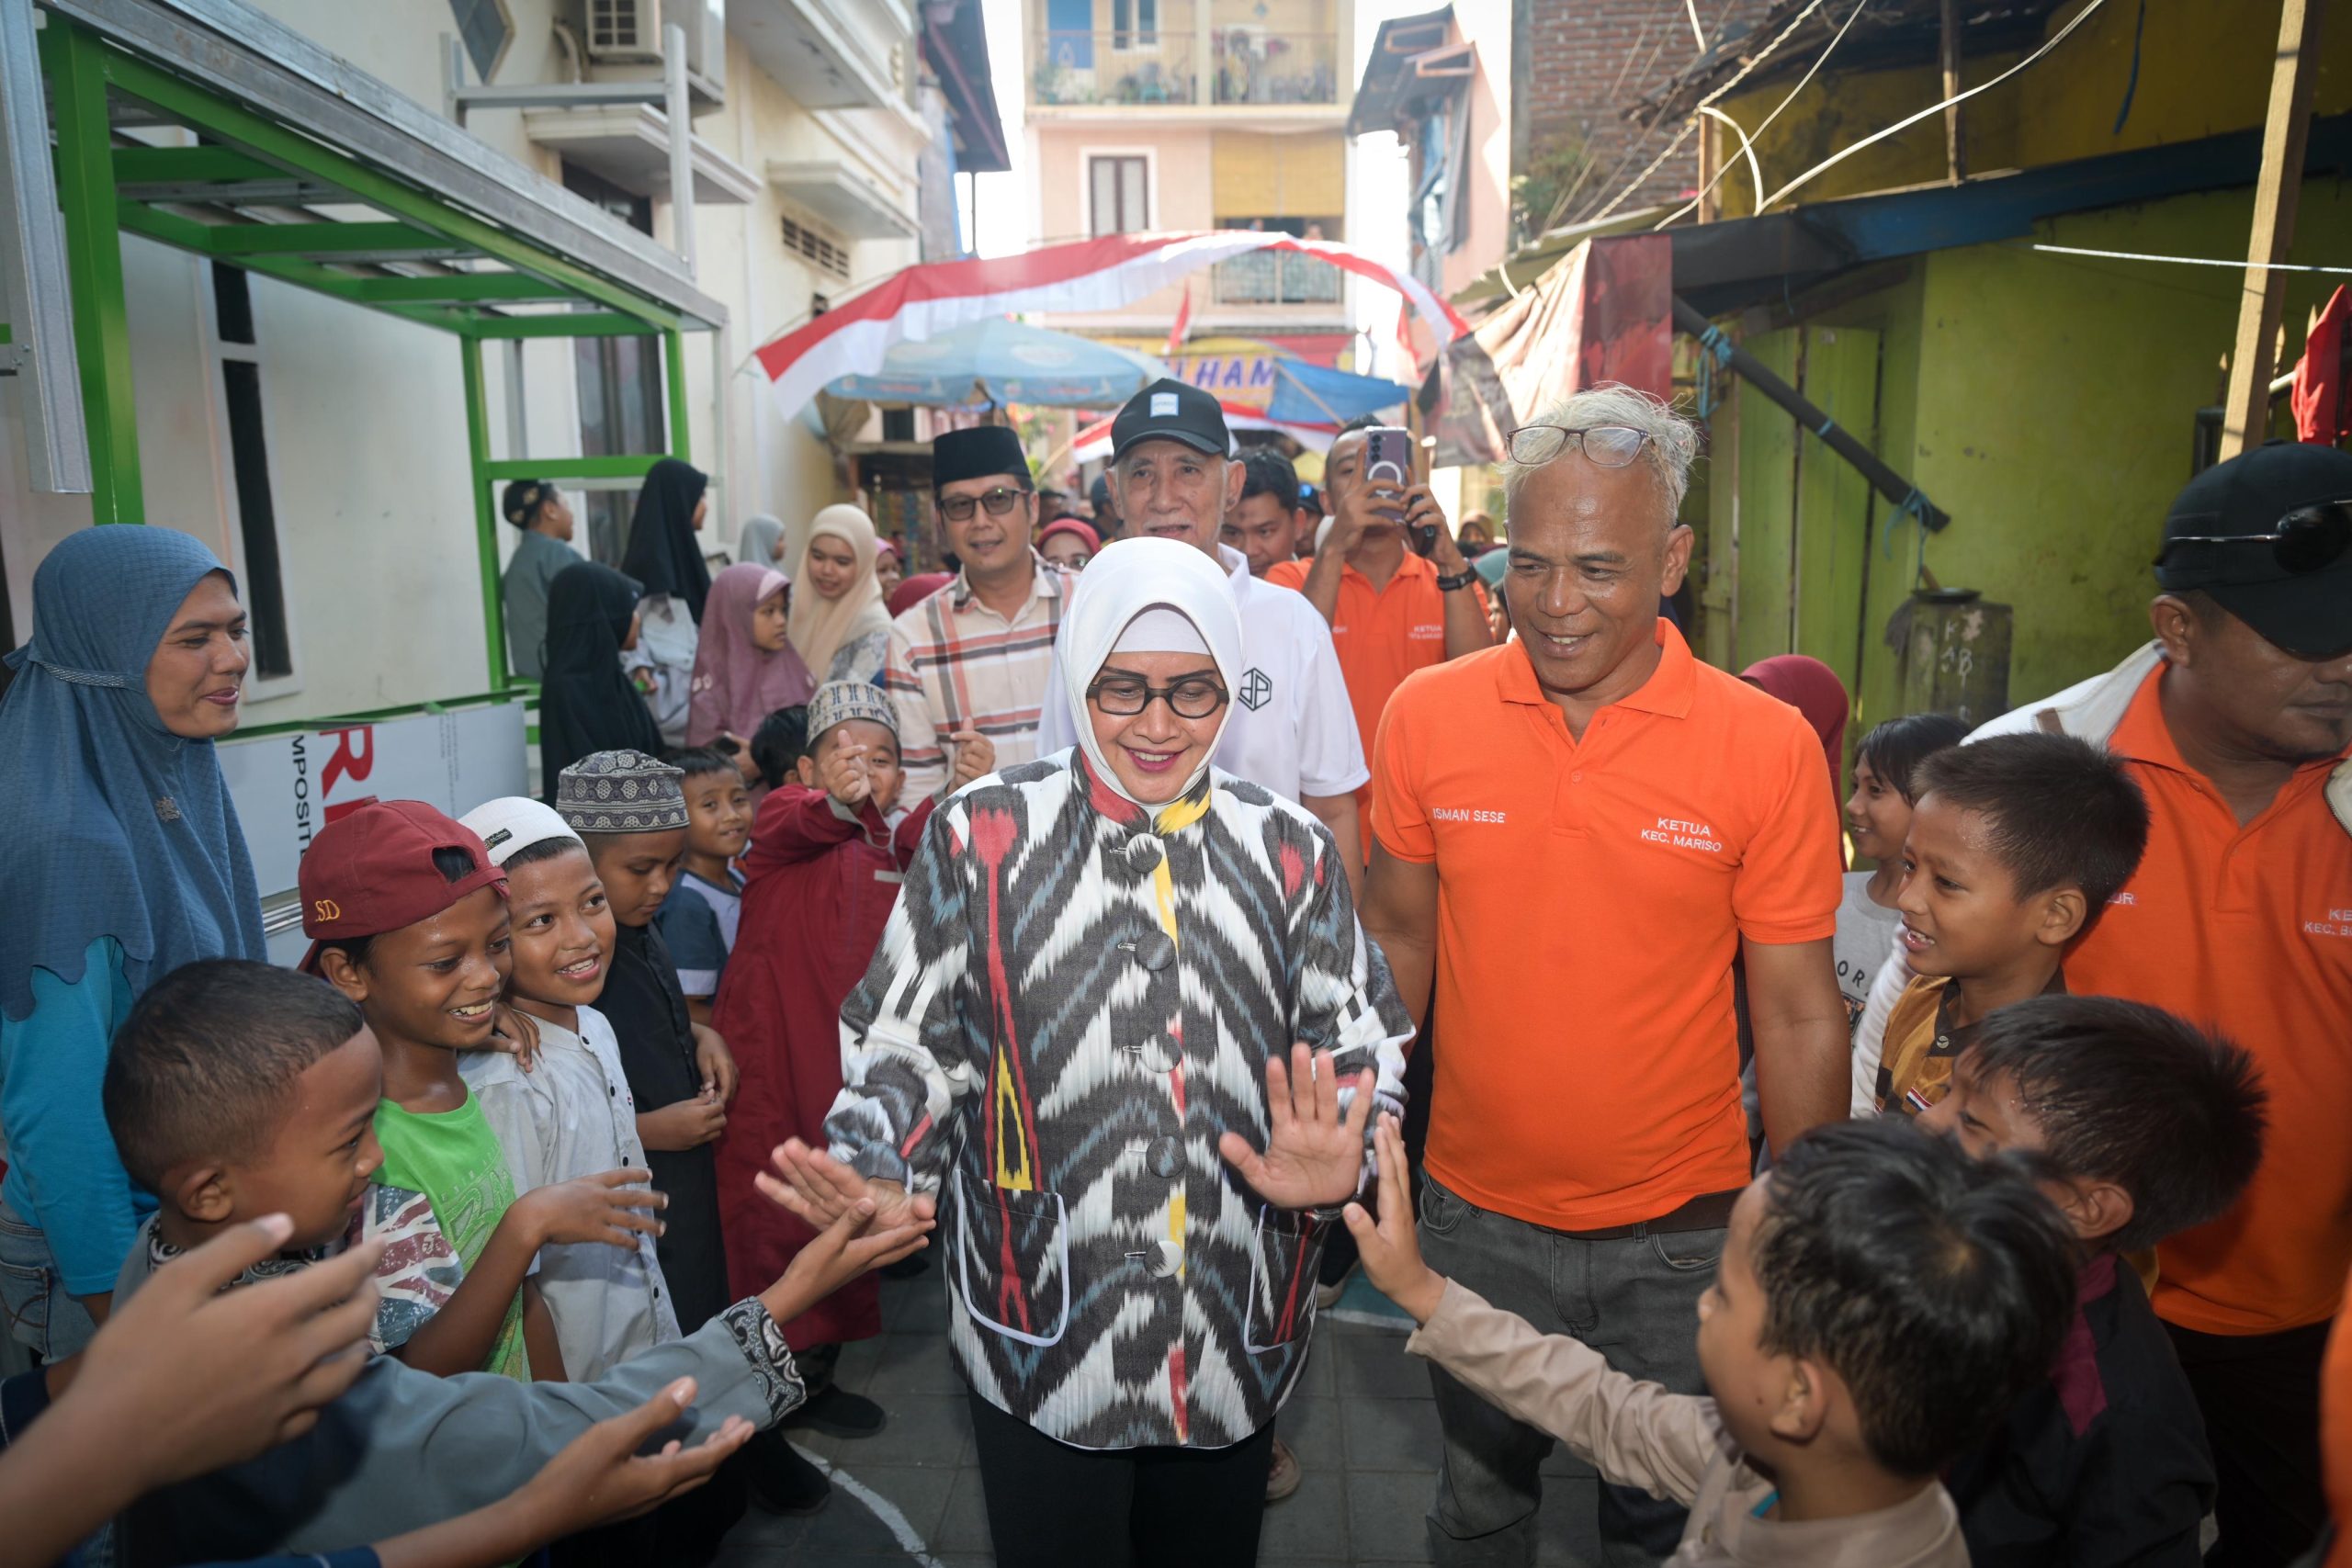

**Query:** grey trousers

left=1417, top=1175, right=1724, bottom=1568
left=0, top=1194, right=100, bottom=1361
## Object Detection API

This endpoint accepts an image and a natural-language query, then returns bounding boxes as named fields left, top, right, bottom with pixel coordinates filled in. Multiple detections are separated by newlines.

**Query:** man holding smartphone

left=1267, top=418, right=1494, bottom=807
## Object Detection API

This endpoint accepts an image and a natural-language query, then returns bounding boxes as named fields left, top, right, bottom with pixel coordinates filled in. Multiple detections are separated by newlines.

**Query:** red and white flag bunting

left=752, top=231, right=1470, bottom=417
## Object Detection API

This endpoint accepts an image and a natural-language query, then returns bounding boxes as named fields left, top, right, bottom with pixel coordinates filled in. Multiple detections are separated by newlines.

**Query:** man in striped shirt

left=886, top=424, right=1069, bottom=801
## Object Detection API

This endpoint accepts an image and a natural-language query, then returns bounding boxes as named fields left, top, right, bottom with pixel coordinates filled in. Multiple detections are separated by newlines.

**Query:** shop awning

left=37, top=0, right=729, bottom=335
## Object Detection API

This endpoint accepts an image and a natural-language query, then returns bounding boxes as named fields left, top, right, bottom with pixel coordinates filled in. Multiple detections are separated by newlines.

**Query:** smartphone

left=1361, top=425, right=1432, bottom=553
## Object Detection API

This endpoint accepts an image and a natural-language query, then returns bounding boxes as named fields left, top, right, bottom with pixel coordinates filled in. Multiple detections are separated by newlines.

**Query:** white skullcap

left=459, top=795, right=582, bottom=867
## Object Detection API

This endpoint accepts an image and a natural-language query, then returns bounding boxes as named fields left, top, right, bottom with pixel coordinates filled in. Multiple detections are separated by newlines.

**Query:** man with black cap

left=1036, top=379, right=1369, bottom=904
left=887, top=424, right=1069, bottom=802
left=1971, top=440, right=2352, bottom=1568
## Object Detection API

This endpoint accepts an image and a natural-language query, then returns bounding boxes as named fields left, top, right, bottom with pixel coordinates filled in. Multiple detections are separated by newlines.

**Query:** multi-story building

left=2, top=0, right=1003, bottom=718
left=1021, top=0, right=1361, bottom=412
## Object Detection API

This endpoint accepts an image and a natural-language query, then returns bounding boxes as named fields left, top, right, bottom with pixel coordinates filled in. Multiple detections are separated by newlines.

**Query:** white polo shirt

left=1037, top=543, right=1367, bottom=802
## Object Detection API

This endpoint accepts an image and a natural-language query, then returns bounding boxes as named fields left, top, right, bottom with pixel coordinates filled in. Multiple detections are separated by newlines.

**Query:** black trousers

left=2166, top=1318, right=2330, bottom=1567
left=967, top=1391, right=1277, bottom=1567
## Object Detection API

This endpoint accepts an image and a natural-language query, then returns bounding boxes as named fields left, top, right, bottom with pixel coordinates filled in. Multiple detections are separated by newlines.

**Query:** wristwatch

left=1435, top=568, right=1476, bottom=592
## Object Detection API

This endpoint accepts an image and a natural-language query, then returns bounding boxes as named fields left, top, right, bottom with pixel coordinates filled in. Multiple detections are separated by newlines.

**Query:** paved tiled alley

left=719, top=1266, right=1605, bottom=1568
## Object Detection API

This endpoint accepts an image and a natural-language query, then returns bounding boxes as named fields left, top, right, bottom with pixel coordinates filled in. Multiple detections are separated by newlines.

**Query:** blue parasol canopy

left=823, top=317, right=1166, bottom=408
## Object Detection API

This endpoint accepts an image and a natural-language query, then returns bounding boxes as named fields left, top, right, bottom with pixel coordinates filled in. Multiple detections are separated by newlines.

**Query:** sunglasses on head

left=1501, top=424, right=1653, bottom=468
left=2156, top=499, right=2352, bottom=576
left=938, top=486, right=1032, bottom=524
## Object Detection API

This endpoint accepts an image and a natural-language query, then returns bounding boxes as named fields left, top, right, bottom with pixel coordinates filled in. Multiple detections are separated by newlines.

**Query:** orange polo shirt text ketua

left=2066, top=666, right=2352, bottom=1337
left=1268, top=551, right=1482, bottom=796
left=1371, top=622, right=1841, bottom=1231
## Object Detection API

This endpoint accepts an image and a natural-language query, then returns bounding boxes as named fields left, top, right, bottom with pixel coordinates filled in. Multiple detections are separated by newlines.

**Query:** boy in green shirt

left=304, top=799, right=661, bottom=1381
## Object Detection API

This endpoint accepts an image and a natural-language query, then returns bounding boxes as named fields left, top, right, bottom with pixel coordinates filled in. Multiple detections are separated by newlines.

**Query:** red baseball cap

left=298, top=799, right=507, bottom=975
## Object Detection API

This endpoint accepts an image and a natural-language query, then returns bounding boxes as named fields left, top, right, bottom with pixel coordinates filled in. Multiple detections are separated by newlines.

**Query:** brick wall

left=1514, top=0, right=1774, bottom=227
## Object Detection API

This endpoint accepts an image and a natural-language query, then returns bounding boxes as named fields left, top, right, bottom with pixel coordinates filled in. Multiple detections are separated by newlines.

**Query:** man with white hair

left=1362, top=385, right=1849, bottom=1566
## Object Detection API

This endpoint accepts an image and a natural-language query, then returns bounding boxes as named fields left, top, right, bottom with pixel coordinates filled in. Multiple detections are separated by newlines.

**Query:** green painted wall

left=1714, top=178, right=2352, bottom=739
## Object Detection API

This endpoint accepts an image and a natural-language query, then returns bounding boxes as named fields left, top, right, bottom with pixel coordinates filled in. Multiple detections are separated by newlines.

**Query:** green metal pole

left=460, top=333, right=510, bottom=692
left=664, top=328, right=692, bottom=466
left=42, top=22, right=142, bottom=524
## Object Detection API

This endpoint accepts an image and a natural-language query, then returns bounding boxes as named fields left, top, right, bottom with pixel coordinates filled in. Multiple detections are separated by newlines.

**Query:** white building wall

left=0, top=0, right=930, bottom=720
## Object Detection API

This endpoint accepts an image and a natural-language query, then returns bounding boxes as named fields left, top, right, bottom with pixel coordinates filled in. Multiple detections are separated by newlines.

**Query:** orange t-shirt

left=1371, top=622, right=1842, bottom=1230
left=1266, top=552, right=1485, bottom=797
left=2065, top=665, right=2352, bottom=1336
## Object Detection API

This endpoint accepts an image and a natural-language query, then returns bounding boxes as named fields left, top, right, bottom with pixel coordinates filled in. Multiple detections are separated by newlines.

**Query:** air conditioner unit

left=582, top=0, right=660, bottom=62
left=569, top=0, right=726, bottom=110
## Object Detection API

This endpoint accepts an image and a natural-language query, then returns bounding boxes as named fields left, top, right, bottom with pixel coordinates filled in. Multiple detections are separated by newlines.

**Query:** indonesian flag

left=1396, top=298, right=1421, bottom=380
left=1164, top=283, right=1193, bottom=358
left=753, top=231, right=1471, bottom=418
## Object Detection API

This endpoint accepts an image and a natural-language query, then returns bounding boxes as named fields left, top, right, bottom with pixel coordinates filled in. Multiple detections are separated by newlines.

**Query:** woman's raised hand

left=1217, top=1043, right=1375, bottom=1211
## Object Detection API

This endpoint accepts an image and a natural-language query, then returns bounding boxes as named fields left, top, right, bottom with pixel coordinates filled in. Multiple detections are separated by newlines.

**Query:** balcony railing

left=1212, top=251, right=1343, bottom=306
left=1213, top=31, right=1339, bottom=107
left=1032, top=31, right=1198, bottom=107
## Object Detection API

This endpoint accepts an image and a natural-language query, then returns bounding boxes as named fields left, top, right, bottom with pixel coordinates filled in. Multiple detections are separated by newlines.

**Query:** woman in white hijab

left=759, top=538, right=1413, bottom=1566
left=786, top=503, right=894, bottom=685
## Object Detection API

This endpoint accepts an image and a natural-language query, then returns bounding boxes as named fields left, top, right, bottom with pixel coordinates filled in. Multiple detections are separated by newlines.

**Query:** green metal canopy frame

left=20, top=12, right=710, bottom=695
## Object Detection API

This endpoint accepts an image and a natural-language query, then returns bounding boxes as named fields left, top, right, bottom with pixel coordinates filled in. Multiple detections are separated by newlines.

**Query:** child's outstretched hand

left=507, top=1377, right=752, bottom=1535
left=514, top=1168, right=667, bottom=1250
left=1342, top=1117, right=1447, bottom=1325
left=759, top=1190, right=935, bottom=1326
left=819, top=739, right=874, bottom=807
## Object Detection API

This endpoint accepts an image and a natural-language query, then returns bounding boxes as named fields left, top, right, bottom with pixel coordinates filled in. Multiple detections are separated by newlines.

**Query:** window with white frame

left=1089, top=155, right=1149, bottom=236
left=1114, top=0, right=1158, bottom=49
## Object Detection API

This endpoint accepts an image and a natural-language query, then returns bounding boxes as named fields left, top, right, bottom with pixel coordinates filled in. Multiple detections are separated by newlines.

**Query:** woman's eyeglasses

left=938, top=486, right=1031, bottom=524
left=1087, top=674, right=1229, bottom=719
left=1502, top=424, right=1653, bottom=468
left=2156, top=500, right=2352, bottom=576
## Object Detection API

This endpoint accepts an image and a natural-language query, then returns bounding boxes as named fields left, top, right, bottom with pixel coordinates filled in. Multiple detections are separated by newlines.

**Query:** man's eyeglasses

left=1087, top=673, right=1229, bottom=720
left=938, top=486, right=1032, bottom=524
left=2155, top=500, right=2352, bottom=576
left=1502, top=424, right=1653, bottom=468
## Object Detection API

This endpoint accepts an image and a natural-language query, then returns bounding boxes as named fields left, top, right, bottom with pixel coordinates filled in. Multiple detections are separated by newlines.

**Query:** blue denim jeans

left=0, top=1194, right=100, bottom=1361
left=1417, top=1175, right=1724, bottom=1568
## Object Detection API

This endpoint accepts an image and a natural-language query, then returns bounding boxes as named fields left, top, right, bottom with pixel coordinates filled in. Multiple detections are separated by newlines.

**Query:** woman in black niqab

left=537, top=560, right=662, bottom=797
left=620, top=457, right=711, bottom=624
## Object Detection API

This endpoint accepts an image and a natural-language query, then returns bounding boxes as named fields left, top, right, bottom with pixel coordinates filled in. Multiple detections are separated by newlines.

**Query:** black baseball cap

left=2157, top=441, right=2352, bottom=659
left=1111, top=378, right=1229, bottom=462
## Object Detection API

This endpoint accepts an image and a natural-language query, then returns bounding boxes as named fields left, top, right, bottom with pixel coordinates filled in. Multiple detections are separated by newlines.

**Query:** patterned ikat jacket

left=825, top=753, right=1414, bottom=1450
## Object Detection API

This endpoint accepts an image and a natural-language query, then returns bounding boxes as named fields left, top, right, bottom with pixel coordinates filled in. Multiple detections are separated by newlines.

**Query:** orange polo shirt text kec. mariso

left=2064, top=664, right=2352, bottom=1337
left=1371, top=622, right=1841, bottom=1232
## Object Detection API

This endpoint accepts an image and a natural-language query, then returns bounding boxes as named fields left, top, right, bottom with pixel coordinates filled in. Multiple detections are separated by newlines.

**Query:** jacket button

left=1148, top=1239, right=1183, bottom=1279
left=1121, top=931, right=1177, bottom=972
left=1125, top=836, right=1165, bottom=874
left=1147, top=1134, right=1184, bottom=1179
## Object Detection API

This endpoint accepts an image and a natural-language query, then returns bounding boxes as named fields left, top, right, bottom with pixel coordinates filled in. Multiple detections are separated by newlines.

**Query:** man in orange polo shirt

left=1363, top=386, right=1849, bottom=1566
left=1969, top=441, right=2352, bottom=1568
left=1268, top=420, right=1493, bottom=798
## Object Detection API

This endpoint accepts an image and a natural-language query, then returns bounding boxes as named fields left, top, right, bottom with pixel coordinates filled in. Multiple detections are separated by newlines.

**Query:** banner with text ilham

left=220, top=700, right=529, bottom=966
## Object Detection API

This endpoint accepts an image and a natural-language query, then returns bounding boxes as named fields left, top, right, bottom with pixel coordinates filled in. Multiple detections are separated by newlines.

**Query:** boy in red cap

left=303, top=800, right=662, bottom=1382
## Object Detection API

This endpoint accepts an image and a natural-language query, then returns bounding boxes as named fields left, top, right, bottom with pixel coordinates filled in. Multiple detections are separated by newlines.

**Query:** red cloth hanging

left=2292, top=285, right=2351, bottom=444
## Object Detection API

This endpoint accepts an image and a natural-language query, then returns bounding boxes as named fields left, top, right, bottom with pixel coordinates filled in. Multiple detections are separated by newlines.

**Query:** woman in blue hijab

left=0, top=527, right=266, bottom=1359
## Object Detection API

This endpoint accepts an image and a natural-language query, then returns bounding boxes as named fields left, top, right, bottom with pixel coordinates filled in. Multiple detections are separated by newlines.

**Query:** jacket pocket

left=1243, top=1204, right=1329, bottom=1354
left=952, top=1168, right=1071, bottom=1348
